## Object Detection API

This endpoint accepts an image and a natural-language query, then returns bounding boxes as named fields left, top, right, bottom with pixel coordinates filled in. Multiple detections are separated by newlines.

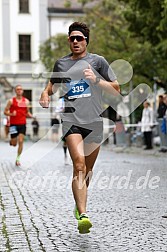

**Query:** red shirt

left=10, top=97, right=27, bottom=125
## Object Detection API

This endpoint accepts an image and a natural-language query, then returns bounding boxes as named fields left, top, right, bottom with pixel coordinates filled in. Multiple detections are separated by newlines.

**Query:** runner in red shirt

left=4, top=85, right=33, bottom=166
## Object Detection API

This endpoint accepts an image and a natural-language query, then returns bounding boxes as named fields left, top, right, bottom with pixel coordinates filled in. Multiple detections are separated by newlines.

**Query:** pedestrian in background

left=141, top=101, right=154, bottom=150
left=31, top=117, right=39, bottom=141
left=158, top=94, right=167, bottom=152
left=157, top=95, right=167, bottom=119
left=163, top=94, right=167, bottom=109
left=51, top=113, right=60, bottom=142
left=4, top=84, right=33, bottom=166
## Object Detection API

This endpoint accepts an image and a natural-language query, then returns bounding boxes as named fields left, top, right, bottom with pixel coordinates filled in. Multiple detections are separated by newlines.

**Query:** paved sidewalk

left=0, top=141, right=167, bottom=251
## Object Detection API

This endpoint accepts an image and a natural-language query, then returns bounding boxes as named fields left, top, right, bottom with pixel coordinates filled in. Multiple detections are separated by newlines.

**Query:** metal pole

left=129, top=80, right=135, bottom=124
left=153, top=78, right=157, bottom=117
left=0, top=84, right=3, bottom=140
left=0, top=88, right=1, bottom=140
left=48, top=15, right=53, bottom=120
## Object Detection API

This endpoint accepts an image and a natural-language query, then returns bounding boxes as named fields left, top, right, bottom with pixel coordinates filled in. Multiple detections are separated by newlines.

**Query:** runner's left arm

left=83, top=61, right=120, bottom=95
left=26, top=99, right=34, bottom=118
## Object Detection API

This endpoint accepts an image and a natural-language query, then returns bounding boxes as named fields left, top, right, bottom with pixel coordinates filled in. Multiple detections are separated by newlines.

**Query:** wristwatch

left=94, top=76, right=100, bottom=85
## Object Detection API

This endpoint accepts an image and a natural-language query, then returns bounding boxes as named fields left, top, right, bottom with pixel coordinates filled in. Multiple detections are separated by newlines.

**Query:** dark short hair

left=68, top=22, right=90, bottom=45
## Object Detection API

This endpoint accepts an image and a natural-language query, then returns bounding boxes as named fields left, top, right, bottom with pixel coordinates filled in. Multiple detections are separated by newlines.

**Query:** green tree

left=40, top=0, right=167, bottom=87
left=39, top=34, right=70, bottom=72
left=120, top=0, right=167, bottom=88
left=122, top=0, right=167, bottom=46
left=40, top=0, right=135, bottom=75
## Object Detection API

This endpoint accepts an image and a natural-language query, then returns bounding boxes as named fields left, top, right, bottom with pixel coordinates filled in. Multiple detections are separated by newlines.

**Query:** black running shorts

left=10, top=124, right=26, bottom=138
left=62, top=121, right=103, bottom=143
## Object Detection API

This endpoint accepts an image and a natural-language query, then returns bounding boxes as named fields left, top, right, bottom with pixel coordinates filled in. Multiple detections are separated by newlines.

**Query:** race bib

left=10, top=126, right=18, bottom=135
left=66, top=79, right=91, bottom=99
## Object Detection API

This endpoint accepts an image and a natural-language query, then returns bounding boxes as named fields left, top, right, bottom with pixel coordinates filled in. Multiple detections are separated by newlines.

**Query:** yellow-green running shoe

left=73, top=205, right=80, bottom=220
left=78, top=213, right=92, bottom=234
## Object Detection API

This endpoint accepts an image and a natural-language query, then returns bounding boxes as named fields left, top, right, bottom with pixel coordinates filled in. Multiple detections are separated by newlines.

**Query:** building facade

left=0, top=0, right=83, bottom=139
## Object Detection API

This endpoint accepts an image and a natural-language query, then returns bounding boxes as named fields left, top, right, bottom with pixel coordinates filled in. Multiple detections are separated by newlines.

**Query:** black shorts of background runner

left=62, top=121, right=103, bottom=143
left=52, top=126, right=59, bottom=134
left=10, top=124, right=26, bottom=138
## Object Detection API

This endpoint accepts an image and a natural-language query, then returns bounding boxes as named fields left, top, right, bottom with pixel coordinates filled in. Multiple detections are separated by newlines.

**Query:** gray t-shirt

left=50, top=52, right=116, bottom=124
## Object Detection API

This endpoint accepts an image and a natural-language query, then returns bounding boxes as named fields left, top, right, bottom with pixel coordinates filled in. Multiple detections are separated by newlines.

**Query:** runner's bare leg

left=84, top=143, right=100, bottom=187
left=17, top=133, right=24, bottom=157
left=66, top=134, right=87, bottom=215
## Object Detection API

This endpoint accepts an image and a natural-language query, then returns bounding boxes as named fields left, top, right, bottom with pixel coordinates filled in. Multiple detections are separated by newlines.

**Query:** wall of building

left=0, top=0, right=48, bottom=139
left=0, top=0, right=3, bottom=63
left=0, top=0, right=48, bottom=72
left=10, top=0, right=39, bottom=62
left=0, top=1, right=83, bottom=140
left=50, top=17, right=74, bottom=36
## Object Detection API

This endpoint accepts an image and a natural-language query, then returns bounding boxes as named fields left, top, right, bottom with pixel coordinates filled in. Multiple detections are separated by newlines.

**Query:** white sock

left=80, top=212, right=87, bottom=217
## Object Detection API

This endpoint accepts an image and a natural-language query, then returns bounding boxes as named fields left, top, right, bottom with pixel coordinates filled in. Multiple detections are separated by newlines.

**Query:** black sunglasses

left=69, top=35, right=87, bottom=42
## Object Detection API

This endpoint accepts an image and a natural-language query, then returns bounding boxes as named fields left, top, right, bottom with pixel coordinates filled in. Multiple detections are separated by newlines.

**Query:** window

left=24, top=90, right=32, bottom=113
left=19, top=0, right=29, bottom=13
left=19, top=35, right=31, bottom=61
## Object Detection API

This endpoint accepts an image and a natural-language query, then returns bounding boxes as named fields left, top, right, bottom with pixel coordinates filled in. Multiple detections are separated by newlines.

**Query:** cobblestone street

left=0, top=141, right=167, bottom=251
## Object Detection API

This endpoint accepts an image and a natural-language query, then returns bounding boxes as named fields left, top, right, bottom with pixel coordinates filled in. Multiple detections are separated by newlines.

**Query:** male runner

left=4, top=84, right=33, bottom=166
left=39, top=22, right=120, bottom=234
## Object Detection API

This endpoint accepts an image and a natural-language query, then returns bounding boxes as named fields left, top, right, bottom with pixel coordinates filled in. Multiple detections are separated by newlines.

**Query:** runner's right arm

left=39, top=81, right=53, bottom=108
left=39, top=79, right=60, bottom=108
left=4, top=99, right=16, bottom=116
left=39, top=59, right=62, bottom=108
